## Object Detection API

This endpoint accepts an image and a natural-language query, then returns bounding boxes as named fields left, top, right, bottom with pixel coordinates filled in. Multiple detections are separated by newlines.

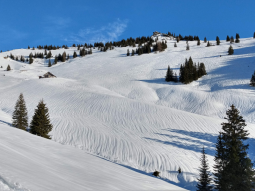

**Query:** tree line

left=12, top=93, right=53, bottom=139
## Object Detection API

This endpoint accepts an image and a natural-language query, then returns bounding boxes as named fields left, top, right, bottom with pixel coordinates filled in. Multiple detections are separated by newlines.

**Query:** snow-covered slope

left=0, top=121, right=187, bottom=191
left=1, top=35, right=255, bottom=190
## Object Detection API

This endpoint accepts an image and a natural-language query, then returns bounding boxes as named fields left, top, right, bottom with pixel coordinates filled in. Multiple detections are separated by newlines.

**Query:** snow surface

left=1, top=35, right=255, bottom=191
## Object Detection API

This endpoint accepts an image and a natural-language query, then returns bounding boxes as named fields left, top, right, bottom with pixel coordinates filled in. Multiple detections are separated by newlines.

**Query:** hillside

left=1, top=35, right=255, bottom=190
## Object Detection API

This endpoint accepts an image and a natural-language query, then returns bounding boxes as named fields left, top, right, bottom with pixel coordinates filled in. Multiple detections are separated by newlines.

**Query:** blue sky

left=1, top=0, right=255, bottom=51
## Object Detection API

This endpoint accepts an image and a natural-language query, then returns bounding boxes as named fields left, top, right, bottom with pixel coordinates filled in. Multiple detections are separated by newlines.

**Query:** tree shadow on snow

left=0, top=119, right=12, bottom=127
left=144, top=129, right=218, bottom=156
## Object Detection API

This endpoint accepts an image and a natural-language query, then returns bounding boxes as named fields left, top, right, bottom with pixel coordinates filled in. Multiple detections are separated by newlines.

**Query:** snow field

left=1, top=35, right=255, bottom=190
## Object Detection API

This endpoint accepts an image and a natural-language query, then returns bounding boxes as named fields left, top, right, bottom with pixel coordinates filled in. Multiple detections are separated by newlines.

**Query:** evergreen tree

left=214, top=132, right=227, bottom=191
left=250, top=71, right=255, bottom=86
left=131, top=49, right=135, bottom=56
left=235, top=33, right=240, bottom=43
left=29, top=54, right=33, bottom=64
left=254, top=32, right=255, bottom=39
left=215, top=105, right=255, bottom=191
left=54, top=55, right=58, bottom=64
left=73, top=51, right=77, bottom=58
left=230, top=36, right=234, bottom=43
left=197, top=39, right=200, bottom=46
left=12, top=93, right=28, bottom=131
left=216, top=36, right=220, bottom=45
left=62, top=52, right=66, bottom=62
left=228, top=45, right=234, bottom=55
left=7, top=64, right=11, bottom=71
left=30, top=100, right=53, bottom=139
left=204, top=37, right=207, bottom=43
left=48, top=59, right=51, bottom=67
left=226, top=35, right=230, bottom=42
left=127, top=49, right=130, bottom=56
left=177, top=36, right=180, bottom=43
left=186, top=43, right=190, bottom=50
left=165, top=65, right=173, bottom=82
left=207, top=41, right=210, bottom=47
left=196, top=147, right=213, bottom=191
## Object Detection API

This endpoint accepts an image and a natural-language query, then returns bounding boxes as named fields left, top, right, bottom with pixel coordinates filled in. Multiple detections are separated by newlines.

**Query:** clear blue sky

left=1, top=0, right=254, bottom=51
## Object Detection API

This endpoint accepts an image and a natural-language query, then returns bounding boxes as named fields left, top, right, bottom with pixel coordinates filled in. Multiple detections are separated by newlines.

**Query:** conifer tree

left=216, top=36, right=220, bottom=45
left=127, top=49, right=130, bottom=56
left=62, top=52, right=66, bottom=62
left=230, top=36, right=234, bottom=43
left=204, top=37, right=207, bottom=43
left=254, top=32, right=255, bottom=39
left=29, top=54, right=33, bottom=64
left=48, top=59, right=51, bottom=67
left=73, top=51, right=77, bottom=58
left=177, top=36, right=180, bottom=43
left=250, top=71, right=255, bottom=86
left=12, top=93, right=28, bottom=131
left=30, top=100, right=53, bottom=139
left=207, top=41, right=210, bottom=47
left=7, top=64, right=11, bottom=71
left=235, top=33, right=240, bottom=43
left=196, top=147, right=213, bottom=191
left=54, top=55, right=58, bottom=64
left=131, top=49, right=135, bottom=56
left=197, top=39, right=200, bottom=46
left=214, top=132, right=227, bottom=191
left=226, top=35, right=230, bottom=42
left=165, top=65, right=173, bottom=82
left=214, top=105, right=255, bottom=191
left=186, top=43, right=190, bottom=50
left=228, top=45, right=234, bottom=55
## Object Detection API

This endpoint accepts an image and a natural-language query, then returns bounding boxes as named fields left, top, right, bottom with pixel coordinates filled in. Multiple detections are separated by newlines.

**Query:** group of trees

left=179, top=57, right=206, bottom=84
left=165, top=57, right=206, bottom=84
left=12, top=93, right=52, bottom=139
left=196, top=105, right=255, bottom=191
left=127, top=41, right=167, bottom=56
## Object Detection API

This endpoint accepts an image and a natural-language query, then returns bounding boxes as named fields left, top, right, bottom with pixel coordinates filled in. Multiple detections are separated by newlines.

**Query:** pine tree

left=62, top=52, right=66, bottom=62
left=226, top=35, right=230, bottom=41
left=54, top=55, right=58, bottom=64
left=186, top=43, right=190, bottom=50
left=207, top=41, right=210, bottom=47
left=131, top=49, right=135, bottom=56
left=214, top=105, right=255, bottom=191
left=250, top=71, right=255, bottom=86
left=230, top=36, right=234, bottom=43
left=48, top=59, right=51, bottom=67
left=127, top=49, right=130, bottom=56
left=165, top=65, right=173, bottom=82
left=228, top=45, right=234, bottom=55
left=216, top=36, right=220, bottom=45
left=12, top=93, right=28, bottom=131
left=7, top=65, right=11, bottom=71
left=253, top=32, right=255, bottom=39
left=214, top=132, right=227, bottom=191
left=29, top=54, right=33, bottom=64
left=235, top=33, right=240, bottom=43
left=196, top=147, right=213, bottom=191
left=30, top=100, right=53, bottom=139
left=197, top=39, right=200, bottom=46
left=204, top=37, right=207, bottom=43
left=73, top=51, right=77, bottom=58
left=177, top=36, right=180, bottom=43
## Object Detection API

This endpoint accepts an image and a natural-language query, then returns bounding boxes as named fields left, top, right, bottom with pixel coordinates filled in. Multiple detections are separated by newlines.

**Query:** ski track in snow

left=1, top=36, right=255, bottom=190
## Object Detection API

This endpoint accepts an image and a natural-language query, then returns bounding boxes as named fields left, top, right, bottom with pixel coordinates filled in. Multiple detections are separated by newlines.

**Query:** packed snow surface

left=1, top=35, right=255, bottom=190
